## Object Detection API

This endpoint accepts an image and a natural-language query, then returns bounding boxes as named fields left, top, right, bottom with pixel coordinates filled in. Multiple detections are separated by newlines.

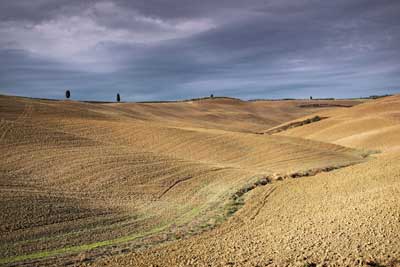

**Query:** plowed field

left=2, top=95, right=398, bottom=266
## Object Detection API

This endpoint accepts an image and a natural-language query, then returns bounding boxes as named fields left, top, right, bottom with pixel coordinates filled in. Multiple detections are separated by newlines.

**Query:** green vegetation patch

left=0, top=224, right=169, bottom=265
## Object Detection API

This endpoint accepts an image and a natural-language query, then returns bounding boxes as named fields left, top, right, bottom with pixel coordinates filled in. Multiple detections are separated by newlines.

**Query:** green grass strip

left=0, top=224, right=169, bottom=265
left=0, top=202, right=208, bottom=265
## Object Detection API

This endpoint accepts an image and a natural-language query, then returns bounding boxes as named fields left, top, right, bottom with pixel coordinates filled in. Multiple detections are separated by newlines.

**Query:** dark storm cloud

left=0, top=0, right=399, bottom=101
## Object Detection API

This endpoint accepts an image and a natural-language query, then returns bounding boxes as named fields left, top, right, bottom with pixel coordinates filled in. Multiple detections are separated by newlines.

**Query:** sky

left=0, top=0, right=399, bottom=101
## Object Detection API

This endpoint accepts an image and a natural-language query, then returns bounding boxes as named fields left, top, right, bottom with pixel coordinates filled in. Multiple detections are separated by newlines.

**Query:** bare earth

left=0, top=95, right=399, bottom=266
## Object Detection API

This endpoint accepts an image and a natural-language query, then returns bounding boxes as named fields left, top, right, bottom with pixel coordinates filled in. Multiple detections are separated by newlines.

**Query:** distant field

left=1, top=95, right=399, bottom=266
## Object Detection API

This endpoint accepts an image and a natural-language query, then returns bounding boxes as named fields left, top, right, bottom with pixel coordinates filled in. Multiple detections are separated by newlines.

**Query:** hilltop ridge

left=1, top=94, right=399, bottom=266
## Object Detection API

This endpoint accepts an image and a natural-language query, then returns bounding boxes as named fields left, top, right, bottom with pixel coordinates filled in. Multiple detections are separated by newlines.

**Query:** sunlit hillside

left=1, top=95, right=399, bottom=266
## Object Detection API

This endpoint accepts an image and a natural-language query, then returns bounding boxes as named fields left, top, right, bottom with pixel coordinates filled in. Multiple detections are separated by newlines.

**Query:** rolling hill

left=94, top=95, right=400, bottom=267
left=1, top=95, right=398, bottom=266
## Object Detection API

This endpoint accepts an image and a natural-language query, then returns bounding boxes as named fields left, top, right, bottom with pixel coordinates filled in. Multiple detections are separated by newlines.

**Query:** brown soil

left=1, top=94, right=399, bottom=267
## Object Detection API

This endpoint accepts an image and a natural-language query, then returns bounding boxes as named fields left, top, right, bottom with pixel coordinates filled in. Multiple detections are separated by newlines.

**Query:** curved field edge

left=0, top=224, right=169, bottom=265
left=0, top=189, right=230, bottom=265
left=0, top=95, right=371, bottom=266
left=0, top=184, right=228, bottom=264
left=0, top=206, right=198, bottom=265
left=0, top=161, right=368, bottom=266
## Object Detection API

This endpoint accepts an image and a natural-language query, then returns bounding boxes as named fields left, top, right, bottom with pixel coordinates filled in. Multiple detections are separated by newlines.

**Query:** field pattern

left=1, top=95, right=398, bottom=266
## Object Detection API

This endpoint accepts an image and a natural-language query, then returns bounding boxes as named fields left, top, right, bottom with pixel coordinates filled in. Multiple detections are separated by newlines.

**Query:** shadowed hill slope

left=274, top=94, right=400, bottom=152
left=91, top=95, right=400, bottom=267
left=106, top=97, right=363, bottom=133
left=1, top=95, right=391, bottom=266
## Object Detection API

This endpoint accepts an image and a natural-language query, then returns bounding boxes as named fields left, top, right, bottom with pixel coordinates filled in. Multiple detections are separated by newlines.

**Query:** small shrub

left=254, top=177, right=270, bottom=186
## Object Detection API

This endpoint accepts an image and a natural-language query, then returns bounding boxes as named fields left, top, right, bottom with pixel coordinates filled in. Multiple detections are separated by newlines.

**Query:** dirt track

left=1, top=95, right=399, bottom=266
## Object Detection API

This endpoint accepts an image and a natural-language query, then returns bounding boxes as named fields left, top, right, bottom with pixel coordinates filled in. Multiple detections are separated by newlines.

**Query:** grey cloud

left=0, top=0, right=399, bottom=101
